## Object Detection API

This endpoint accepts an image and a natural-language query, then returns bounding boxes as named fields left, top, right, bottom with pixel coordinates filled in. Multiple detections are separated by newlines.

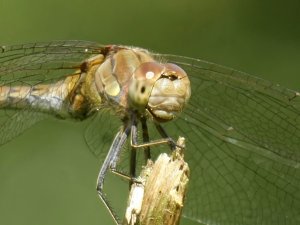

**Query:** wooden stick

left=124, top=137, right=190, bottom=225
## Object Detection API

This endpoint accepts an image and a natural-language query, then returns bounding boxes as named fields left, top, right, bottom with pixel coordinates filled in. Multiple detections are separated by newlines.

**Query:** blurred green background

left=0, top=0, right=300, bottom=225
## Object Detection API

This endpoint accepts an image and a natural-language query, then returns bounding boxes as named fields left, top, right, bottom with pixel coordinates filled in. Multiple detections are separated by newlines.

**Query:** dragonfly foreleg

left=130, top=122, right=178, bottom=150
left=128, top=116, right=178, bottom=181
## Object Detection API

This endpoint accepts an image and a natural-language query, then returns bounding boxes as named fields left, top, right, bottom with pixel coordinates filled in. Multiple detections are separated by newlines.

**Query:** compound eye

left=133, top=62, right=164, bottom=81
left=163, top=63, right=187, bottom=80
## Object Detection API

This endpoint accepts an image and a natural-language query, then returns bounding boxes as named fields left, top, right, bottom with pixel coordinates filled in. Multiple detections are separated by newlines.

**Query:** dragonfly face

left=128, top=61, right=191, bottom=122
left=0, top=41, right=299, bottom=225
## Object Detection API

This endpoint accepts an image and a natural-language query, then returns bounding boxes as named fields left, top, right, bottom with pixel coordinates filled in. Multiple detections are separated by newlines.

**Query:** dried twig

left=124, top=137, right=190, bottom=225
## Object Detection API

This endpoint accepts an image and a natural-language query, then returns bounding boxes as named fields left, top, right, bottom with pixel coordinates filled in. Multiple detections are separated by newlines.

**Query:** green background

left=0, top=0, right=300, bottom=225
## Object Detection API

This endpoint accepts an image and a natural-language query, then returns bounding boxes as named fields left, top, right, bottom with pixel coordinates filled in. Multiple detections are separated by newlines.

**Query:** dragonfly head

left=128, top=62, right=191, bottom=122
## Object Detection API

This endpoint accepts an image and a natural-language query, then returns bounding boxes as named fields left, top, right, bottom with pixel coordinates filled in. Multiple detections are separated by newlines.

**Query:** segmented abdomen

left=0, top=74, right=81, bottom=117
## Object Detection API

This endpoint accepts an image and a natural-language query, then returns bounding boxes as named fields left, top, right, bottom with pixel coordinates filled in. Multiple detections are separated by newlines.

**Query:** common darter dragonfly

left=0, top=41, right=299, bottom=225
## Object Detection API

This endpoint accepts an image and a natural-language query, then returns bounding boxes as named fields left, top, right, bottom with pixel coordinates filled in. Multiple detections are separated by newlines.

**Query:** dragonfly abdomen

left=0, top=74, right=87, bottom=118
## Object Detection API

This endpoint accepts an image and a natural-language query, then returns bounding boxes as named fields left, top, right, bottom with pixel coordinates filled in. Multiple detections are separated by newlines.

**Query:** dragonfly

left=0, top=40, right=299, bottom=225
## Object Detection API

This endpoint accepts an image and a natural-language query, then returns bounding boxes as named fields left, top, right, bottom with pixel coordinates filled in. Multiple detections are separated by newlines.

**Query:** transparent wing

left=84, top=109, right=122, bottom=161
left=161, top=55, right=300, bottom=225
left=0, top=41, right=105, bottom=146
left=0, top=40, right=104, bottom=85
left=0, top=109, right=49, bottom=145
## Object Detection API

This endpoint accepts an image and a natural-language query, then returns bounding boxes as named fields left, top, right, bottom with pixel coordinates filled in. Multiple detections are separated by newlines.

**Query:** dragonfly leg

left=96, top=125, right=131, bottom=225
left=128, top=116, right=179, bottom=181
left=154, top=123, right=178, bottom=150
left=140, top=117, right=151, bottom=161
left=110, top=169, right=141, bottom=184
left=96, top=114, right=181, bottom=224
left=129, top=123, right=178, bottom=150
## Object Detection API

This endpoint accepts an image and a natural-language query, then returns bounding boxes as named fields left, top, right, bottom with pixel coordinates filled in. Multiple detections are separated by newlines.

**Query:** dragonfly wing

left=160, top=55, right=300, bottom=225
left=0, top=109, right=49, bottom=146
left=84, top=109, right=122, bottom=160
left=0, top=40, right=105, bottom=85
left=0, top=41, right=106, bottom=146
